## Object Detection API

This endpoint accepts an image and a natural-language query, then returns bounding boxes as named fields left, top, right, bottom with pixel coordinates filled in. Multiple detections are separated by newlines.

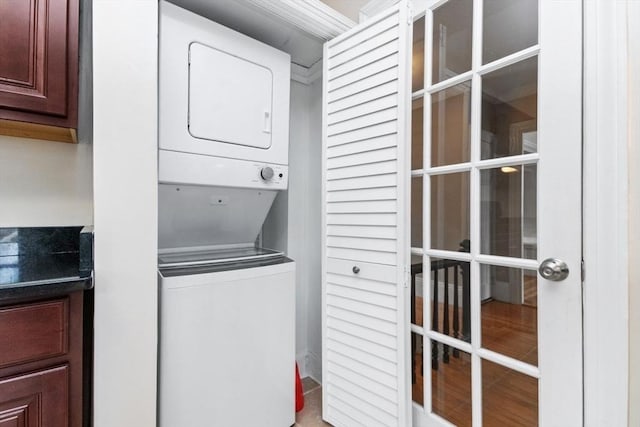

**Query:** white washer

left=158, top=251, right=295, bottom=427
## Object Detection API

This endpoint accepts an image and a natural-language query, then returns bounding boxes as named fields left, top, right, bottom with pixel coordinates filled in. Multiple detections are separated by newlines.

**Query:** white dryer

left=159, top=0, right=291, bottom=189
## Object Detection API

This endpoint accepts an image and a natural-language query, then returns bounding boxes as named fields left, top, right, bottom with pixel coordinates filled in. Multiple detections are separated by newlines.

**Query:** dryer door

left=189, top=42, right=273, bottom=149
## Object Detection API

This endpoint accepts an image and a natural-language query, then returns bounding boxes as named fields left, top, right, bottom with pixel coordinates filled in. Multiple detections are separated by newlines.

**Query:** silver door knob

left=352, top=266, right=360, bottom=274
left=538, top=258, right=569, bottom=281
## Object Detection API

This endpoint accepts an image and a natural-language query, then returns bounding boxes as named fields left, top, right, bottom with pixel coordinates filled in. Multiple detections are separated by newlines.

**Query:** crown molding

left=239, top=0, right=356, bottom=40
left=359, top=0, right=399, bottom=22
left=291, top=60, right=323, bottom=85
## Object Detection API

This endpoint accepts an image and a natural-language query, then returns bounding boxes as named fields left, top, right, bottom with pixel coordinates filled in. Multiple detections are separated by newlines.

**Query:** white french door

left=409, top=0, right=582, bottom=426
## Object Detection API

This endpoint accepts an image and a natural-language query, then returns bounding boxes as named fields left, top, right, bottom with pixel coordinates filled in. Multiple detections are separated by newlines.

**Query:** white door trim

left=627, top=2, right=640, bottom=426
left=583, top=1, right=631, bottom=426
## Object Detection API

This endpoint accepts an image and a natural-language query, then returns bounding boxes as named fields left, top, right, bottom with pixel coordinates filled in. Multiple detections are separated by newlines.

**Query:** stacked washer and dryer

left=157, top=2, right=295, bottom=426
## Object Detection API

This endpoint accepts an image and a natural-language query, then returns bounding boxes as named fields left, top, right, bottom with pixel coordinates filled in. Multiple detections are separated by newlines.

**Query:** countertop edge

left=0, top=275, right=93, bottom=304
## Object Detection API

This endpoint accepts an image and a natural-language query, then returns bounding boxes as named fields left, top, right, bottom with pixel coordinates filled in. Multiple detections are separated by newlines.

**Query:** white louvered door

left=321, top=3, right=412, bottom=427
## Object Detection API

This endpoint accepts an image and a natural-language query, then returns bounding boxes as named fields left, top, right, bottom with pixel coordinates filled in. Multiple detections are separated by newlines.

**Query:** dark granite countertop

left=0, top=227, right=93, bottom=302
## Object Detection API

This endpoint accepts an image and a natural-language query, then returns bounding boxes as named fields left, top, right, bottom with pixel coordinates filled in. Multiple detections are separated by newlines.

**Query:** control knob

left=260, top=166, right=274, bottom=181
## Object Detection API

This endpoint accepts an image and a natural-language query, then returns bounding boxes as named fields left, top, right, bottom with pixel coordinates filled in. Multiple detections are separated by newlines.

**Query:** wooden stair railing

left=411, top=240, right=471, bottom=383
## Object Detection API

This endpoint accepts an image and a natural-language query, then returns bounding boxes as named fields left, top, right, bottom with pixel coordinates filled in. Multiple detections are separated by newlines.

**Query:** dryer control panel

left=159, top=150, right=288, bottom=190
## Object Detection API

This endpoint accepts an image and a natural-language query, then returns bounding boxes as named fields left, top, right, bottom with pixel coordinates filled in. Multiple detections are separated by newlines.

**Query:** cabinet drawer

left=0, top=299, right=68, bottom=369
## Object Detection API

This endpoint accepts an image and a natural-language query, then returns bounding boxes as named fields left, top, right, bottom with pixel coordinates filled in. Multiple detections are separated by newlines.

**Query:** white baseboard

left=305, top=350, right=322, bottom=384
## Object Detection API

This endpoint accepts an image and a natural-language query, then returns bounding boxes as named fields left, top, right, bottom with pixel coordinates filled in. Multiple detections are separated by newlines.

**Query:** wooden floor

left=412, top=299, right=538, bottom=426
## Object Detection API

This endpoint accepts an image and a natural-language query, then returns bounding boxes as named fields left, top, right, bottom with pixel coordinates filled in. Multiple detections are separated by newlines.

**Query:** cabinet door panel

left=0, top=365, right=69, bottom=427
left=0, top=0, right=78, bottom=128
left=0, top=0, right=67, bottom=115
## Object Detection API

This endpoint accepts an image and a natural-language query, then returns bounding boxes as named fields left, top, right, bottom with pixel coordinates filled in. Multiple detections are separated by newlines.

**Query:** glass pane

left=411, top=254, right=424, bottom=327
left=481, top=265, right=538, bottom=365
left=432, top=0, right=473, bottom=84
left=483, top=0, right=538, bottom=64
left=413, top=16, right=425, bottom=92
left=481, top=56, right=538, bottom=159
left=430, top=258, right=471, bottom=344
left=482, top=359, right=538, bottom=426
left=432, top=347, right=472, bottom=427
left=412, top=332, right=424, bottom=405
left=411, top=176, right=423, bottom=248
left=431, top=82, right=471, bottom=167
left=480, top=164, right=537, bottom=259
left=412, top=98, right=424, bottom=170
left=431, top=172, right=470, bottom=251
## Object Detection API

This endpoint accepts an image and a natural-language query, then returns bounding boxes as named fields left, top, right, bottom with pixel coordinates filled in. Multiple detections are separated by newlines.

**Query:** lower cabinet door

left=0, top=365, right=68, bottom=427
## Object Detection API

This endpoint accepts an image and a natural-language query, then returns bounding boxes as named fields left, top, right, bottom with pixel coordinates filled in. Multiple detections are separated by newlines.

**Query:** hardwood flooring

left=412, top=299, right=538, bottom=426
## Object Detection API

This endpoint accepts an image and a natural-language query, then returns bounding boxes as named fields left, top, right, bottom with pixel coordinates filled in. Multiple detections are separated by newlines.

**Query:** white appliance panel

left=189, top=42, right=273, bottom=149
left=158, top=150, right=288, bottom=190
left=158, top=184, right=277, bottom=250
left=159, top=261, right=296, bottom=427
left=160, top=1, right=290, bottom=165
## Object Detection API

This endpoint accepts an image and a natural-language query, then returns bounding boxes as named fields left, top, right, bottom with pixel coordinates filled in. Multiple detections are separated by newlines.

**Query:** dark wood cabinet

left=0, top=0, right=79, bottom=142
left=0, top=292, right=83, bottom=427
left=0, top=365, right=69, bottom=427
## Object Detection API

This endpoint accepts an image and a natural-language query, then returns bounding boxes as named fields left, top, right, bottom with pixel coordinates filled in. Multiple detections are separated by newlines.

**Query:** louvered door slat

left=327, top=146, right=398, bottom=169
left=327, top=224, right=397, bottom=239
left=328, top=361, right=398, bottom=397
left=327, top=134, right=397, bottom=158
left=329, top=40, right=399, bottom=81
left=322, top=3, right=411, bottom=426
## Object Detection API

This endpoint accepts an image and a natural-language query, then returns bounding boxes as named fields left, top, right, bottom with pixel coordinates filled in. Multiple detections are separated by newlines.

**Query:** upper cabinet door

left=321, top=2, right=412, bottom=426
left=188, top=42, right=273, bottom=149
left=0, top=0, right=78, bottom=127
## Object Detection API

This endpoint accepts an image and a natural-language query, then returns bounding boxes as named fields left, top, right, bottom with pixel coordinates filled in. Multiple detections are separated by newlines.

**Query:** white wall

left=263, top=79, right=323, bottom=381
left=306, top=78, right=323, bottom=382
left=0, top=137, right=93, bottom=226
left=288, top=81, right=311, bottom=376
left=92, top=1, right=158, bottom=426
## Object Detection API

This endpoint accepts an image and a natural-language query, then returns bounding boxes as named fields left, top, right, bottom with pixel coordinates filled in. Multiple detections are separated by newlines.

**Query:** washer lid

left=158, top=246, right=283, bottom=269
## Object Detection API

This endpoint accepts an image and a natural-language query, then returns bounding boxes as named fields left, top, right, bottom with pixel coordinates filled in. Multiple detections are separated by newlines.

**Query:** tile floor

left=295, top=377, right=332, bottom=427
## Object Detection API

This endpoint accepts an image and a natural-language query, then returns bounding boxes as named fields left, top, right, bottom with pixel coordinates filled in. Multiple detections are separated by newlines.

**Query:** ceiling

left=319, top=0, right=369, bottom=22
left=167, top=0, right=354, bottom=69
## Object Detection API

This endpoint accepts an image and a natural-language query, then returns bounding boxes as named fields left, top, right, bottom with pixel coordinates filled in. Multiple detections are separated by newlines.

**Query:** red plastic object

left=295, top=363, right=304, bottom=412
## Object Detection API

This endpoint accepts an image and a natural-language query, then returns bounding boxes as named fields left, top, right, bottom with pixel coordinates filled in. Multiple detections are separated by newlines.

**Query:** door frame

left=583, top=1, right=633, bottom=425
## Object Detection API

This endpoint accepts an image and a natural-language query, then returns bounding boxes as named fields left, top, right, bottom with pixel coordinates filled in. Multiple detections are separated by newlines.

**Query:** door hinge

left=407, top=2, right=413, bottom=25
left=404, top=266, right=410, bottom=288
left=581, top=259, right=585, bottom=282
